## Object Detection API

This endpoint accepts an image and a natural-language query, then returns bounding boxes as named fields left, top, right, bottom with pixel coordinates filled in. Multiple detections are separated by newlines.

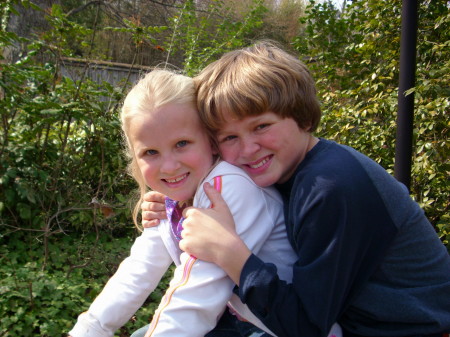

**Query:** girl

left=69, top=69, right=342, bottom=337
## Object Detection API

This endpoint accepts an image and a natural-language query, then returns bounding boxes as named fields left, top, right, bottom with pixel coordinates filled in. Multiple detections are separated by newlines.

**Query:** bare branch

left=66, top=0, right=104, bottom=17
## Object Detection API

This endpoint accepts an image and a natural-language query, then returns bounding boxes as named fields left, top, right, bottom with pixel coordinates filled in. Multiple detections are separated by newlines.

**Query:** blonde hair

left=120, top=69, right=201, bottom=228
left=194, top=41, right=321, bottom=133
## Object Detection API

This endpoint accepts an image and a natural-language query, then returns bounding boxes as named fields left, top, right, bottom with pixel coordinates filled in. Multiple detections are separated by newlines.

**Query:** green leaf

left=17, top=203, right=31, bottom=220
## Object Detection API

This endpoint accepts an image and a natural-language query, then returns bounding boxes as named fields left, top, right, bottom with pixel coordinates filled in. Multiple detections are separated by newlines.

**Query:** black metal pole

left=394, top=0, right=418, bottom=191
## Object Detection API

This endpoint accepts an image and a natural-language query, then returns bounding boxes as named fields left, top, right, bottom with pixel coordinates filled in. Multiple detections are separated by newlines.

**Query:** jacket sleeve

left=69, top=227, right=173, bottom=337
left=146, top=173, right=279, bottom=337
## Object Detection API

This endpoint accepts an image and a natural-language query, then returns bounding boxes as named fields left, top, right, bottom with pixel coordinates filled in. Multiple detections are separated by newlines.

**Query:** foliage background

left=0, top=0, right=448, bottom=335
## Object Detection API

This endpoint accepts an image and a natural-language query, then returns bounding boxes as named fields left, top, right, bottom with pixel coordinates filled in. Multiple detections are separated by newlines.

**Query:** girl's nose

left=160, top=155, right=180, bottom=174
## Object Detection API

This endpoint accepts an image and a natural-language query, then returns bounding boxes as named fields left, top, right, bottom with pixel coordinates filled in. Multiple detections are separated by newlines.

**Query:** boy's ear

left=210, top=138, right=220, bottom=155
left=300, top=121, right=312, bottom=132
left=211, top=146, right=221, bottom=163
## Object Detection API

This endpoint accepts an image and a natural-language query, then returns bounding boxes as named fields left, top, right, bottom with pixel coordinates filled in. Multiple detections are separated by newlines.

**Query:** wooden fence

left=60, top=57, right=153, bottom=87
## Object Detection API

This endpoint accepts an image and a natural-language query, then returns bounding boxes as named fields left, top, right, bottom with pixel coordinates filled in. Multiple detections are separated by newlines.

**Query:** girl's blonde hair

left=120, top=69, right=199, bottom=228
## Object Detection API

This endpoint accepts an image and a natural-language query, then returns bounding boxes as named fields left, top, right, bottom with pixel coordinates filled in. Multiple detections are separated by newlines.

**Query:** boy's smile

left=217, top=111, right=318, bottom=187
left=129, top=103, right=214, bottom=201
left=245, top=155, right=273, bottom=171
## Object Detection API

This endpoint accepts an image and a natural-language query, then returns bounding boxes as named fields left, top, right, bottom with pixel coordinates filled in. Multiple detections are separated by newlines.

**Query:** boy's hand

left=180, top=183, right=250, bottom=284
left=141, top=191, right=167, bottom=228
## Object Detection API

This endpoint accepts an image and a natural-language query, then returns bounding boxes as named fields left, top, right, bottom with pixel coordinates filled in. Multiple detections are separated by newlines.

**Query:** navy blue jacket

left=236, top=139, right=450, bottom=337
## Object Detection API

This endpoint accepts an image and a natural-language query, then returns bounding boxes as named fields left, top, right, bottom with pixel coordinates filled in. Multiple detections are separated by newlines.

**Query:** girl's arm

left=146, top=169, right=280, bottom=337
left=69, top=227, right=172, bottom=337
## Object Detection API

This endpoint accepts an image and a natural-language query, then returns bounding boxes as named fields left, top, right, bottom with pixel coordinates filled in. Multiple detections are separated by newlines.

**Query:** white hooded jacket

left=69, top=161, right=341, bottom=337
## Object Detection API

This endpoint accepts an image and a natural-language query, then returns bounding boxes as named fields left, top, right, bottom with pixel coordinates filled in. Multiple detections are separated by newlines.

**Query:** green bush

left=0, top=231, right=172, bottom=336
left=293, top=0, right=449, bottom=247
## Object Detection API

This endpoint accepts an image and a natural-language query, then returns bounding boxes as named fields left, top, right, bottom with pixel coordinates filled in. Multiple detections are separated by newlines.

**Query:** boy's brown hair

left=194, top=41, right=322, bottom=132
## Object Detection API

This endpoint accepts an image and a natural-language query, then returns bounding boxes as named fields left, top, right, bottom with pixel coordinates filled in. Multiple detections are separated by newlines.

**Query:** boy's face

left=129, top=103, right=214, bottom=201
left=217, top=111, right=317, bottom=187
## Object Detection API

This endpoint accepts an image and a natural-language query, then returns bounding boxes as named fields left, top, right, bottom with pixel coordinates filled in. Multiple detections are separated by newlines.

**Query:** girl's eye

left=146, top=149, right=158, bottom=156
left=176, top=140, right=188, bottom=148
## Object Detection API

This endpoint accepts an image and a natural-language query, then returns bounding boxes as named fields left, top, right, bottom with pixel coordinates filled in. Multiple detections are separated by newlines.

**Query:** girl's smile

left=128, top=103, right=215, bottom=202
left=163, top=173, right=189, bottom=186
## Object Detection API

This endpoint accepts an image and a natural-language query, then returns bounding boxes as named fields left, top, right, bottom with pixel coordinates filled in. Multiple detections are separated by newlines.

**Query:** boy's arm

left=69, top=227, right=172, bottom=337
left=146, top=172, right=278, bottom=337
left=180, top=182, right=250, bottom=285
left=200, top=176, right=398, bottom=337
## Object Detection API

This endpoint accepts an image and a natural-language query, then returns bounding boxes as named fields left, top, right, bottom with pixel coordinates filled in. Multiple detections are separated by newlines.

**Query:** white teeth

left=249, top=157, right=269, bottom=169
left=166, top=174, right=187, bottom=183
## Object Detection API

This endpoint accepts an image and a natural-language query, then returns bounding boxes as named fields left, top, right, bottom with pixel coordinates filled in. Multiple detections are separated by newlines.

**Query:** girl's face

left=129, top=103, right=215, bottom=201
left=217, top=111, right=317, bottom=187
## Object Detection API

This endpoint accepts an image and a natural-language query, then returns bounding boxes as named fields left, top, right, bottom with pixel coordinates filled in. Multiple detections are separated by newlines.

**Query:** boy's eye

left=176, top=140, right=188, bottom=148
left=220, top=135, right=237, bottom=143
left=256, top=123, right=270, bottom=130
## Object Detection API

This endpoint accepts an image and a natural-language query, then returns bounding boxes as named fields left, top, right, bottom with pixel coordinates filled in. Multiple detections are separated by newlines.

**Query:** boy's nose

left=241, top=136, right=260, bottom=157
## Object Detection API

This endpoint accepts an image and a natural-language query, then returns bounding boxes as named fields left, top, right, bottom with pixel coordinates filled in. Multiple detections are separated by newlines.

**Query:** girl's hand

left=180, top=182, right=250, bottom=284
left=141, top=191, right=167, bottom=228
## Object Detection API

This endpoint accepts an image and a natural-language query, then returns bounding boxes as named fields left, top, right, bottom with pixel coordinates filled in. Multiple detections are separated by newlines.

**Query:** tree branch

left=66, top=0, right=103, bottom=17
